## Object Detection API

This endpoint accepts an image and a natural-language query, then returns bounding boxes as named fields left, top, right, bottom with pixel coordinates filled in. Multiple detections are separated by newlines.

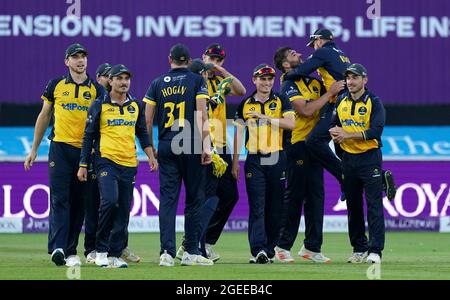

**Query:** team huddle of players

left=24, top=28, right=396, bottom=268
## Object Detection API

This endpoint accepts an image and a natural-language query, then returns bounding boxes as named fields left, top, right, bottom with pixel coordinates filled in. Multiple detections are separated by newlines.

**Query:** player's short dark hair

left=273, top=46, right=292, bottom=73
left=172, top=59, right=190, bottom=66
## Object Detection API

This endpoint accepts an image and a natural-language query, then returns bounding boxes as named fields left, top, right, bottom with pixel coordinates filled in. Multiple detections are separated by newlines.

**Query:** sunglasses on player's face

left=253, top=67, right=276, bottom=77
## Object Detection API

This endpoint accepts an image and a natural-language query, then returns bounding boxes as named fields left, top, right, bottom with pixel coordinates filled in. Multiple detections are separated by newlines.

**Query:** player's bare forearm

left=233, top=126, right=244, bottom=163
left=24, top=105, right=52, bottom=170
left=145, top=103, right=155, bottom=146
left=329, top=126, right=364, bottom=144
left=246, top=112, right=295, bottom=130
left=294, top=93, right=330, bottom=117
left=278, top=114, right=295, bottom=130
left=295, top=81, right=344, bottom=117
left=232, top=126, right=243, bottom=181
left=216, top=67, right=246, bottom=96
left=144, top=146, right=158, bottom=171
left=196, top=98, right=212, bottom=151
left=31, top=104, right=53, bottom=152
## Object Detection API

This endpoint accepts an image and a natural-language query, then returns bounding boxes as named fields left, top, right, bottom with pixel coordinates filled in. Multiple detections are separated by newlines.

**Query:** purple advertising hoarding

left=1, top=161, right=450, bottom=232
left=1, top=0, right=449, bottom=105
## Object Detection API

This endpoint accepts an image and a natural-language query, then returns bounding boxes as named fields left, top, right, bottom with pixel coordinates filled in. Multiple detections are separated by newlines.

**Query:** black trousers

left=278, top=141, right=325, bottom=253
left=342, top=148, right=385, bottom=255
left=83, top=161, right=100, bottom=257
left=305, top=102, right=344, bottom=184
left=245, top=151, right=286, bottom=258
left=47, top=141, right=86, bottom=256
left=205, top=148, right=239, bottom=245
left=158, top=140, right=206, bottom=258
left=95, top=157, right=136, bottom=257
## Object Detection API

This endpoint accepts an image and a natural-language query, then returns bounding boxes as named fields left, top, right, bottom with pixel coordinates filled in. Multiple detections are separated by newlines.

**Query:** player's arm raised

left=214, top=65, right=246, bottom=96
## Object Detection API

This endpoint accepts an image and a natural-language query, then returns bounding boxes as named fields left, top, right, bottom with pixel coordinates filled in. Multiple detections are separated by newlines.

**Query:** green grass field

left=1, top=232, right=450, bottom=280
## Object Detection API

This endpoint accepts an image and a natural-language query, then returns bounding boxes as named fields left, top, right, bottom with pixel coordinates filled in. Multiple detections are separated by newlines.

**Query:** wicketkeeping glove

left=211, top=149, right=228, bottom=178
left=210, top=76, right=233, bottom=107
left=218, top=76, right=233, bottom=96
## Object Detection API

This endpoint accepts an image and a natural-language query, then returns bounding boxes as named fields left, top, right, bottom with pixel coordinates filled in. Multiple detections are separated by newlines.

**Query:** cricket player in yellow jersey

left=24, top=43, right=104, bottom=267
left=232, top=64, right=295, bottom=264
left=202, top=44, right=246, bottom=261
left=273, top=46, right=345, bottom=263
left=78, top=64, right=157, bottom=268
left=330, top=63, right=385, bottom=264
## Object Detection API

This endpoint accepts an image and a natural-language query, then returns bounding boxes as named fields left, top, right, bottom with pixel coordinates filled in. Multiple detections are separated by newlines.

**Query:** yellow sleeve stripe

left=196, top=94, right=210, bottom=101
left=289, top=96, right=306, bottom=102
left=143, top=97, right=156, bottom=106
left=41, top=95, right=53, bottom=105
left=79, top=164, right=88, bottom=167
left=283, top=111, right=296, bottom=117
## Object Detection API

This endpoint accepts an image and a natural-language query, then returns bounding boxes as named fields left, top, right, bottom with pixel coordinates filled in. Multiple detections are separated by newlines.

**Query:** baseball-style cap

left=96, top=63, right=112, bottom=77
left=65, top=43, right=88, bottom=59
left=108, top=64, right=132, bottom=78
left=344, top=63, right=368, bottom=77
left=170, top=43, right=190, bottom=62
left=188, top=58, right=214, bottom=75
left=253, top=64, right=276, bottom=77
left=306, top=28, right=334, bottom=47
left=204, top=43, right=226, bottom=59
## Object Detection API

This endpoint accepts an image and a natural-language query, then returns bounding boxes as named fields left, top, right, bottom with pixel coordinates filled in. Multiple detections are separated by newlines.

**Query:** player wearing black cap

left=84, top=62, right=142, bottom=265
left=330, top=63, right=385, bottom=264
left=95, top=63, right=112, bottom=87
left=83, top=62, right=110, bottom=264
left=285, top=28, right=396, bottom=201
left=144, top=44, right=214, bottom=266
left=24, top=43, right=105, bottom=267
left=78, top=64, right=157, bottom=268
left=201, top=43, right=246, bottom=261
left=282, top=28, right=350, bottom=201
left=232, top=64, right=295, bottom=264
left=175, top=58, right=229, bottom=261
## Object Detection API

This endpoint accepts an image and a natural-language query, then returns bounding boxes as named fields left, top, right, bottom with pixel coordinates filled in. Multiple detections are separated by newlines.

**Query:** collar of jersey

left=65, top=72, right=92, bottom=87
left=169, top=67, right=189, bottom=73
left=322, top=41, right=336, bottom=49
left=103, top=93, right=133, bottom=106
left=248, top=90, right=277, bottom=104
left=344, top=89, right=369, bottom=103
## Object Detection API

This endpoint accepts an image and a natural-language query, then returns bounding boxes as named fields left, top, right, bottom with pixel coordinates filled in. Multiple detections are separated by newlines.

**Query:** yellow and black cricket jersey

left=41, top=73, right=105, bottom=148
left=332, top=89, right=385, bottom=154
left=207, top=74, right=227, bottom=148
left=79, top=94, right=150, bottom=168
left=143, top=68, right=209, bottom=141
left=234, top=91, right=294, bottom=154
left=280, top=75, right=326, bottom=144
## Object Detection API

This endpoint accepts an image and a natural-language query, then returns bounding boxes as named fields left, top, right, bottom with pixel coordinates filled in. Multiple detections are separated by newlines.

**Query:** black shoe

left=255, top=250, right=269, bottom=264
left=383, top=170, right=397, bottom=201
left=51, top=248, right=65, bottom=266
